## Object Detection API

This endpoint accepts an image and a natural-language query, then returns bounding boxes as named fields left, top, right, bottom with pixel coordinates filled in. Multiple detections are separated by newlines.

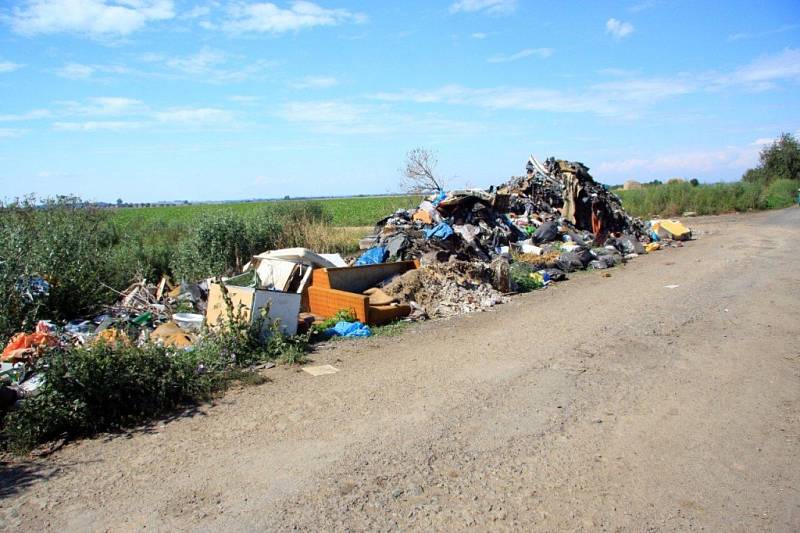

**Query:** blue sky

left=0, top=0, right=798, bottom=203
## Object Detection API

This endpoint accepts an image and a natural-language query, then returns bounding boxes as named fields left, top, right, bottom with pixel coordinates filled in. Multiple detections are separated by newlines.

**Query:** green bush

left=0, top=197, right=131, bottom=343
left=509, top=262, right=543, bottom=292
left=2, top=342, right=224, bottom=452
left=172, top=209, right=283, bottom=281
left=743, top=133, right=800, bottom=186
left=111, top=217, right=187, bottom=281
left=761, top=179, right=799, bottom=209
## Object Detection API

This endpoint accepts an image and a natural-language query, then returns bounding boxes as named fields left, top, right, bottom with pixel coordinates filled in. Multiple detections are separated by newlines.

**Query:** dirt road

left=2, top=208, right=799, bottom=532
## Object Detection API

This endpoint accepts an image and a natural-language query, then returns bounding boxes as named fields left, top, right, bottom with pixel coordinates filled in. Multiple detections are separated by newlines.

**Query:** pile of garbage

left=354, top=155, right=692, bottom=317
left=1, top=277, right=210, bottom=410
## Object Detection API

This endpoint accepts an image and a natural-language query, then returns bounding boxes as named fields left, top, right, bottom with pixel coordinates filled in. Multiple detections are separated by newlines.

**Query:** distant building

left=623, top=180, right=643, bottom=190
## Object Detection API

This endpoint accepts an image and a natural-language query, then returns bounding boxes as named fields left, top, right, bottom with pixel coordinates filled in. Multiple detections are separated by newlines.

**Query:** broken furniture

left=307, top=261, right=417, bottom=325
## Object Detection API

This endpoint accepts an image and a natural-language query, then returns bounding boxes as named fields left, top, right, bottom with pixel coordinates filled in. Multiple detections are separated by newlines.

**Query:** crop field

left=113, top=195, right=421, bottom=228
left=111, top=179, right=800, bottom=233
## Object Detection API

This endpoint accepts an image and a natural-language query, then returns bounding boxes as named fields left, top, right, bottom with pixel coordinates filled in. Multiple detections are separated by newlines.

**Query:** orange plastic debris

left=92, top=328, right=132, bottom=348
left=1, top=331, right=58, bottom=362
left=412, top=210, right=433, bottom=224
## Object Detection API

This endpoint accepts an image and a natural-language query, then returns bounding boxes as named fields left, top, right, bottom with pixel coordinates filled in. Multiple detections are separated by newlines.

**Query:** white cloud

left=228, top=95, right=262, bottom=103
left=597, top=67, right=637, bottom=77
left=278, top=100, right=366, bottom=127
left=166, top=47, right=226, bottom=74
left=292, top=75, right=339, bottom=89
left=0, top=128, right=24, bottom=138
left=213, top=1, right=367, bottom=34
left=728, top=24, right=800, bottom=42
left=154, top=107, right=235, bottom=125
left=141, top=48, right=274, bottom=83
left=52, top=120, right=143, bottom=131
left=57, top=62, right=95, bottom=79
left=10, top=0, right=175, bottom=37
left=470, top=32, right=488, bottom=39
left=0, top=61, right=23, bottom=73
left=594, top=142, right=763, bottom=180
left=373, top=77, right=691, bottom=118
left=487, top=48, right=553, bottom=63
left=54, top=62, right=132, bottom=80
left=61, top=96, right=146, bottom=116
left=181, top=4, right=211, bottom=19
left=606, top=18, right=634, bottom=39
left=47, top=101, right=237, bottom=132
left=0, top=109, right=52, bottom=122
left=374, top=49, right=800, bottom=119
left=276, top=100, right=482, bottom=137
left=728, top=48, right=800, bottom=89
left=449, top=0, right=517, bottom=15
left=700, top=48, right=800, bottom=93
left=628, top=0, right=658, bottom=13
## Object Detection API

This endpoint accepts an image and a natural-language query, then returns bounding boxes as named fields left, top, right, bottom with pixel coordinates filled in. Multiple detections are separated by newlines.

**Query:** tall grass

left=615, top=180, right=796, bottom=218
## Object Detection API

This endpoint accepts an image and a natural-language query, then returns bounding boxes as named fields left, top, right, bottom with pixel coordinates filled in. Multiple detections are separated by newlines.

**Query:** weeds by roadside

left=370, top=321, right=410, bottom=337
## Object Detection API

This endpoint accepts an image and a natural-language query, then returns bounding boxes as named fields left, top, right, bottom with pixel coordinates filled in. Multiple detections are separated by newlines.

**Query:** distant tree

left=689, top=178, right=700, bottom=187
left=743, top=133, right=800, bottom=186
left=401, top=147, right=444, bottom=194
left=116, top=198, right=123, bottom=206
left=284, top=195, right=291, bottom=200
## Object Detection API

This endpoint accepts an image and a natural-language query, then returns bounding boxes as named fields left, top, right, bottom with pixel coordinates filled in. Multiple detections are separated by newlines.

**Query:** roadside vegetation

left=617, top=133, right=799, bottom=217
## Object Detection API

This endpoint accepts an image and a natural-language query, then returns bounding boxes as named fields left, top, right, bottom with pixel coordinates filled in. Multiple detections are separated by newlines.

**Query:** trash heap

left=1, top=277, right=209, bottom=409
left=355, top=155, right=691, bottom=317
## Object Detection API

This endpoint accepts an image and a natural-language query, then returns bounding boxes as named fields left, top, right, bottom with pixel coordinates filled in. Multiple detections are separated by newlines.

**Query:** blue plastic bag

left=431, top=190, right=446, bottom=206
left=325, top=321, right=372, bottom=338
left=355, top=246, right=388, bottom=266
left=424, top=222, right=454, bottom=240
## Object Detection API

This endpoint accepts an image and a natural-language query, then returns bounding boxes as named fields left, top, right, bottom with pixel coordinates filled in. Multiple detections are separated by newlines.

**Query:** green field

left=113, top=195, right=421, bottom=228
left=112, top=180, right=799, bottom=232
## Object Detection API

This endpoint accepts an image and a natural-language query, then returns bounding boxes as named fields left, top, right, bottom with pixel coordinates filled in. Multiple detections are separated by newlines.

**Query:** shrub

left=761, top=179, right=799, bottom=209
left=111, top=217, right=188, bottom=282
left=0, top=197, right=129, bottom=343
left=509, top=262, right=543, bottom=292
left=172, top=209, right=283, bottom=281
left=743, top=133, right=800, bottom=186
left=1, top=342, right=224, bottom=452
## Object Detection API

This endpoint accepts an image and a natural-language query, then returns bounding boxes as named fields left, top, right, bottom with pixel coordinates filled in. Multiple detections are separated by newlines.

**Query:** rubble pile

left=380, top=259, right=508, bottom=318
left=355, top=155, right=690, bottom=317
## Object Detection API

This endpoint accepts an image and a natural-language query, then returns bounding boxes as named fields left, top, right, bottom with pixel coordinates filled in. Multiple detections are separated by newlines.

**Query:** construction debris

left=353, top=154, right=690, bottom=318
